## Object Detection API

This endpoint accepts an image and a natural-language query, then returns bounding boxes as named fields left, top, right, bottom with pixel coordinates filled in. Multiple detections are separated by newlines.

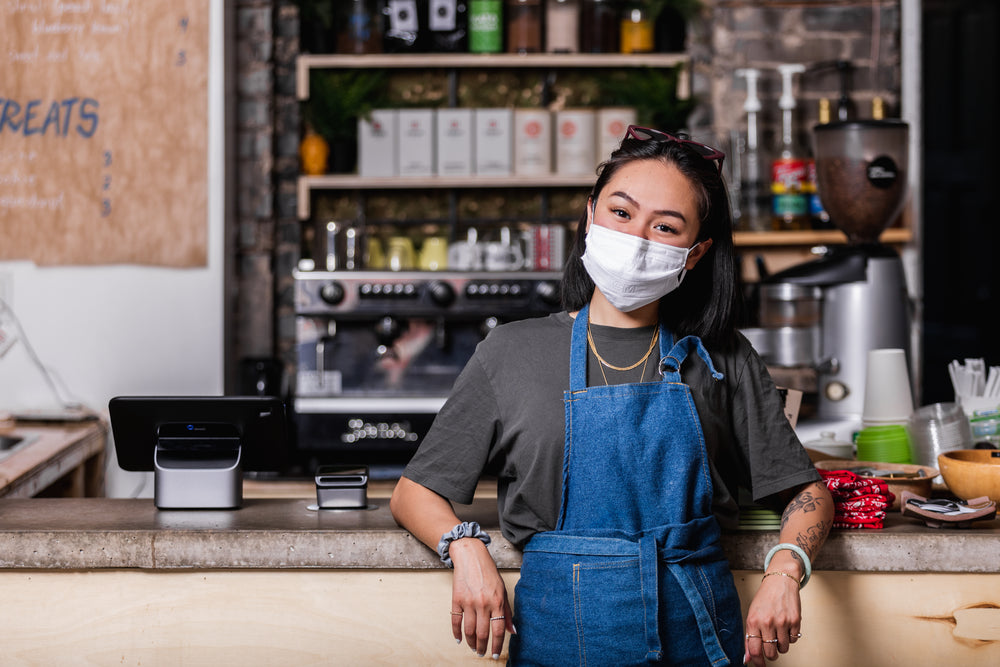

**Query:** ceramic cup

left=448, top=229, right=483, bottom=271
left=366, top=236, right=385, bottom=270
left=419, top=236, right=449, bottom=271
left=483, top=241, right=524, bottom=271
left=386, top=236, right=415, bottom=272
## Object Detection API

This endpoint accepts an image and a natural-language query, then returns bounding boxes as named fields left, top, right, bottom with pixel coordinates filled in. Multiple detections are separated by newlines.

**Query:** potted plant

left=302, top=69, right=389, bottom=174
left=598, top=66, right=695, bottom=133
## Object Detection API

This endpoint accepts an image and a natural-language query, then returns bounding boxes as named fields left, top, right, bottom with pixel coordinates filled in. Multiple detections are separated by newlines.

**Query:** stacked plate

left=737, top=504, right=783, bottom=531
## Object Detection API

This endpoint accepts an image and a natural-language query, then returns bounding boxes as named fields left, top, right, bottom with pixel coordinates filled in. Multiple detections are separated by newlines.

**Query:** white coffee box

left=398, top=109, right=436, bottom=177
left=555, top=108, right=597, bottom=176
left=436, top=108, right=474, bottom=176
left=597, top=107, right=637, bottom=159
left=474, top=108, right=513, bottom=176
left=358, top=109, right=398, bottom=178
left=513, top=108, right=552, bottom=176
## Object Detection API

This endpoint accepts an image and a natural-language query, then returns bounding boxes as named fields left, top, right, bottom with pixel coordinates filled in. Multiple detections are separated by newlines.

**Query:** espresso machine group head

left=762, top=120, right=911, bottom=439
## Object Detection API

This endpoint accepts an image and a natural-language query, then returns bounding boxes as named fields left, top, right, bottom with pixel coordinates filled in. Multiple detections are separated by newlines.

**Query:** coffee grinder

left=763, top=120, right=911, bottom=440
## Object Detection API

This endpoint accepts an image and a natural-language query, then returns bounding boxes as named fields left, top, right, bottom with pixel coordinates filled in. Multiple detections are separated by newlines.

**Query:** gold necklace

left=587, top=317, right=659, bottom=385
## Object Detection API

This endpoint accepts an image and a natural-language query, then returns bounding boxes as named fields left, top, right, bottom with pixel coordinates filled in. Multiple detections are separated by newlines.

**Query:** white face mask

left=581, top=223, right=698, bottom=312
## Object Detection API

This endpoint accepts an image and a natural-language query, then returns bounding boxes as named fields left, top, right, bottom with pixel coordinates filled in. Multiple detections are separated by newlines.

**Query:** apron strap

left=666, top=561, right=732, bottom=666
left=639, top=535, right=664, bottom=661
left=569, top=304, right=590, bottom=392
left=658, top=335, right=725, bottom=383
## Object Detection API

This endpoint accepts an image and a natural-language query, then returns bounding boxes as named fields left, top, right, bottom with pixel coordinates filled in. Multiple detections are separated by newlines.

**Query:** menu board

left=0, top=0, right=209, bottom=267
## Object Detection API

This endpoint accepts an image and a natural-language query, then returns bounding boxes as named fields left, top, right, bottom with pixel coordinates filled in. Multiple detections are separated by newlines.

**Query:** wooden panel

left=0, top=1, right=209, bottom=267
left=0, top=569, right=998, bottom=665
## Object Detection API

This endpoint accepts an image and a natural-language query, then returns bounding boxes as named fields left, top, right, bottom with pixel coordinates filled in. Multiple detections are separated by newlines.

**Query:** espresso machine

left=761, top=120, right=911, bottom=440
left=291, top=270, right=562, bottom=478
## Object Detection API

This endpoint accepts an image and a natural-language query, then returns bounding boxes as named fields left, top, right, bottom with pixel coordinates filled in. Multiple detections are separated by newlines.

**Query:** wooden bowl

left=937, top=449, right=1000, bottom=504
left=814, top=459, right=938, bottom=511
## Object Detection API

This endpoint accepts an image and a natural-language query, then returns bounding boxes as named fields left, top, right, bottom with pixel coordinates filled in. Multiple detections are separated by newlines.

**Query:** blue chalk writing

left=0, top=97, right=99, bottom=138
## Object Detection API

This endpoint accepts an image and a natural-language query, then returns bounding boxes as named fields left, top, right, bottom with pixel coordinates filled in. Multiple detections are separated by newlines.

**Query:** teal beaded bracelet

left=764, top=542, right=812, bottom=588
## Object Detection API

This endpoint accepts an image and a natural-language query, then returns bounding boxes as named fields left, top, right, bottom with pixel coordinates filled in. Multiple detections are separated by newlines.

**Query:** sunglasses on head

left=625, top=125, right=726, bottom=175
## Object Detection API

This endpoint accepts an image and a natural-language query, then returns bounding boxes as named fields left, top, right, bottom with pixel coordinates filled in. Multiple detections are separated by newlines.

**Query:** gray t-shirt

left=404, top=312, right=819, bottom=547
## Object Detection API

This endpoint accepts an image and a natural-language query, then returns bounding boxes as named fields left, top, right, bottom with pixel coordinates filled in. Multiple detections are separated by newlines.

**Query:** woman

left=390, top=127, right=833, bottom=666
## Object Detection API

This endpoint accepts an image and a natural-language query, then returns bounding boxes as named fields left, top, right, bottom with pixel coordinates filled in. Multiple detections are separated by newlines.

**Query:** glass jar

left=506, top=0, right=542, bottom=54
left=581, top=0, right=619, bottom=53
left=546, top=0, right=579, bottom=53
left=620, top=2, right=654, bottom=54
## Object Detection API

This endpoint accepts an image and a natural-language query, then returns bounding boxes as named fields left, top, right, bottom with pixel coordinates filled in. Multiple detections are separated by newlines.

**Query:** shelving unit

left=295, top=52, right=914, bottom=270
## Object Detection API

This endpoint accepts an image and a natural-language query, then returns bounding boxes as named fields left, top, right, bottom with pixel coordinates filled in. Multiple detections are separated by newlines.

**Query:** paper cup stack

left=862, top=348, right=914, bottom=428
left=856, top=349, right=915, bottom=464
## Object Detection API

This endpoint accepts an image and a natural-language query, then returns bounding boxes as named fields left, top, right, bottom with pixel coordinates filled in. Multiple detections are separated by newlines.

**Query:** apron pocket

left=573, top=557, right=657, bottom=665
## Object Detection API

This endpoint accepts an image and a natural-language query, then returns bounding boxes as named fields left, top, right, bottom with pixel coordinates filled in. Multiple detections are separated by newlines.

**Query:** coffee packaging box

left=555, top=108, right=597, bottom=176
left=436, top=108, right=474, bottom=176
left=597, top=107, right=637, bottom=159
left=398, top=109, right=436, bottom=177
left=358, top=109, right=398, bottom=178
left=513, top=108, right=552, bottom=176
left=474, top=108, right=513, bottom=176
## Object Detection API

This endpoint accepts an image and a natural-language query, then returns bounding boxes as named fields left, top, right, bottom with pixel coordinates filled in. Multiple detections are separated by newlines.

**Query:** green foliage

left=293, top=0, right=334, bottom=30
left=647, top=0, right=703, bottom=21
left=304, top=69, right=389, bottom=144
left=598, top=66, right=696, bottom=132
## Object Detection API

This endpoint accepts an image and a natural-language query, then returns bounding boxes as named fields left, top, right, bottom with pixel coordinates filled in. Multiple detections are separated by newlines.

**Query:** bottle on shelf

left=581, top=0, right=619, bottom=53
left=383, top=0, right=426, bottom=53
left=338, top=0, right=382, bottom=54
left=546, top=0, right=580, bottom=53
left=505, top=0, right=542, bottom=54
left=806, top=98, right=832, bottom=229
left=469, top=0, right=503, bottom=53
left=770, top=63, right=809, bottom=232
left=428, top=0, right=469, bottom=52
left=620, top=1, right=654, bottom=54
left=734, top=68, right=769, bottom=232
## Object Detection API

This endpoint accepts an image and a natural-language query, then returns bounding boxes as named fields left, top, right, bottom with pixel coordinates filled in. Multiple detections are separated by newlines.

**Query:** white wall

left=0, top=2, right=226, bottom=497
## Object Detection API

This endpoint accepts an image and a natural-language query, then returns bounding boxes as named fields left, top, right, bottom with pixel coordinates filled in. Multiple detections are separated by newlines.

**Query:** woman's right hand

left=449, top=537, right=515, bottom=660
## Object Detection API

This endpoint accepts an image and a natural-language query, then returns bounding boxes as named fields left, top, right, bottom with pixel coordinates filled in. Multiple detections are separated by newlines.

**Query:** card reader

left=315, top=464, right=369, bottom=509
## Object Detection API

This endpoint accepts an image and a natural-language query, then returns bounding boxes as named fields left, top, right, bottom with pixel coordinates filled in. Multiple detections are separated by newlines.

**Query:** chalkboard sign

left=0, top=1, right=209, bottom=267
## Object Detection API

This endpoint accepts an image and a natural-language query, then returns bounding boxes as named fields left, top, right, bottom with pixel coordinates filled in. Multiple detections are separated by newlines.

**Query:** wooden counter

left=0, top=419, right=106, bottom=498
left=0, top=491, right=998, bottom=665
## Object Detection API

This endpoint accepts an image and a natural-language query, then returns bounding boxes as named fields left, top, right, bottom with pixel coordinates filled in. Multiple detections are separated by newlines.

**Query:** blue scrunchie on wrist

left=437, top=521, right=492, bottom=567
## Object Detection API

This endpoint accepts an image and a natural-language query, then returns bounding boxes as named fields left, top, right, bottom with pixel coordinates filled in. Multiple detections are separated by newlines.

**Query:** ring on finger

left=490, top=616, right=505, bottom=621
left=450, top=611, right=463, bottom=616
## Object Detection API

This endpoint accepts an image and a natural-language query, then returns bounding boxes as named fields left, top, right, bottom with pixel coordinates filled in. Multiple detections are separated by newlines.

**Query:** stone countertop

left=1, top=496, right=998, bottom=573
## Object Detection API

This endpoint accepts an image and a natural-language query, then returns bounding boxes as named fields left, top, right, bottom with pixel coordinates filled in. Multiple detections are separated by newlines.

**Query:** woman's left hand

left=743, top=573, right=801, bottom=666
left=743, top=481, right=832, bottom=665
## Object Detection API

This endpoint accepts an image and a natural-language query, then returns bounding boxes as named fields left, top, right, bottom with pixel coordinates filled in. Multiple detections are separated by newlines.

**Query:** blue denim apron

left=509, top=305, right=743, bottom=666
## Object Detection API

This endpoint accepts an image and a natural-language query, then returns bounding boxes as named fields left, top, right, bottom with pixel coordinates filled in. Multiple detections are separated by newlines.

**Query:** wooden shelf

left=297, top=173, right=596, bottom=219
left=296, top=52, right=689, bottom=100
left=733, top=227, right=912, bottom=247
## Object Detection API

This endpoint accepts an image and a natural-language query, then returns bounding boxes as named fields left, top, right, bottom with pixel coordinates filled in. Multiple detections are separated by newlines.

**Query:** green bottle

left=469, top=0, right=502, bottom=53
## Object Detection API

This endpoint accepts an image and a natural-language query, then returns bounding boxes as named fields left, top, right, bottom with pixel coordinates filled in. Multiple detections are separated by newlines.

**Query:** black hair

left=560, top=135, right=744, bottom=349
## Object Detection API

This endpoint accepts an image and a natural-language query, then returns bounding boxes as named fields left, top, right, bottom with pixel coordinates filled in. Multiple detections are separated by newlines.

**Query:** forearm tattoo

left=780, top=482, right=831, bottom=559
